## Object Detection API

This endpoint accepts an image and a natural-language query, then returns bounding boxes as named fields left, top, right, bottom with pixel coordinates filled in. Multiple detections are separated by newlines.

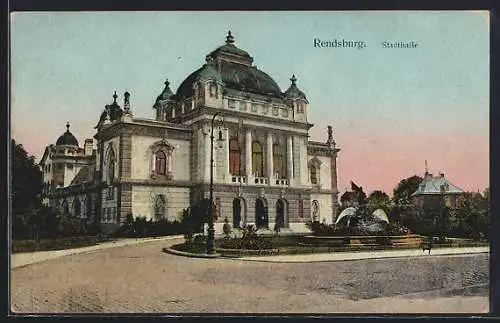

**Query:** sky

left=10, top=11, right=489, bottom=195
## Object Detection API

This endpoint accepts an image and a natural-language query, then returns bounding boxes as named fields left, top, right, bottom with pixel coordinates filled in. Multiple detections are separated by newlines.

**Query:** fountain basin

left=300, top=234, right=423, bottom=247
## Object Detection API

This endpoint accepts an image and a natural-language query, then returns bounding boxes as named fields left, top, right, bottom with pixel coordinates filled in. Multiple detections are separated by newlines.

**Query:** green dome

left=56, top=122, right=79, bottom=146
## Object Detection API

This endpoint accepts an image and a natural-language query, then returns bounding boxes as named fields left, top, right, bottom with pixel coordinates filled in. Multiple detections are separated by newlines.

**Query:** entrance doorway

left=275, top=199, right=286, bottom=229
left=233, top=198, right=242, bottom=228
left=255, top=198, right=268, bottom=229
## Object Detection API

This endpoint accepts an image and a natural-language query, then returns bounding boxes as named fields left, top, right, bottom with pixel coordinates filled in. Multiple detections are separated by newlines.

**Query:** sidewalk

left=11, top=235, right=184, bottom=269
left=237, top=246, right=489, bottom=263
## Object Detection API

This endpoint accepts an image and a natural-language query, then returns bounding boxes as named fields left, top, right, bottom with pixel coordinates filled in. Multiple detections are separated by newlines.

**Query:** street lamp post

left=206, top=112, right=224, bottom=254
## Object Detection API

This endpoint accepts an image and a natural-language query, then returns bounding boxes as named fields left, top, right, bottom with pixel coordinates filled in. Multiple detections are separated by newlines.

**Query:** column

left=151, top=153, right=155, bottom=174
left=287, top=136, right=293, bottom=183
left=266, top=132, right=273, bottom=183
left=245, top=130, right=252, bottom=179
left=167, top=152, right=173, bottom=172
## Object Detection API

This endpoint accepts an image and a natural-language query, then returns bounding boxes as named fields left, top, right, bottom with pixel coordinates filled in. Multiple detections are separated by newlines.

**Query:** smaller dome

left=284, top=74, right=307, bottom=101
left=95, top=92, right=123, bottom=128
left=56, top=122, right=79, bottom=146
left=155, top=79, right=174, bottom=104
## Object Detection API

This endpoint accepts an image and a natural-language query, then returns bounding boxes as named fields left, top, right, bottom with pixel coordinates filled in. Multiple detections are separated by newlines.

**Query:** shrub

left=222, top=217, right=232, bottom=237
left=305, top=221, right=347, bottom=236
left=112, top=215, right=186, bottom=238
left=217, top=225, right=273, bottom=250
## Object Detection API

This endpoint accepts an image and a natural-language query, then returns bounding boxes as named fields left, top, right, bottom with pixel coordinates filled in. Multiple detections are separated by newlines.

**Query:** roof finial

left=113, top=91, right=118, bottom=104
left=425, top=160, right=428, bottom=174
left=290, top=74, right=297, bottom=85
left=124, top=91, right=131, bottom=113
left=66, top=121, right=70, bottom=132
left=226, top=30, right=235, bottom=44
left=164, top=79, right=170, bottom=87
left=326, top=125, right=335, bottom=147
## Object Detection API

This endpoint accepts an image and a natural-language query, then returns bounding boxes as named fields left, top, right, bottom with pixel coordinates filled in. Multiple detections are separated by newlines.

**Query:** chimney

left=439, top=172, right=445, bottom=178
left=84, top=139, right=93, bottom=156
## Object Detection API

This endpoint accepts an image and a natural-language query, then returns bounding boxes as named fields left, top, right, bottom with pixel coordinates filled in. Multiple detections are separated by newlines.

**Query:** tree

left=392, top=175, right=423, bottom=205
left=452, top=192, right=489, bottom=240
left=366, top=190, right=391, bottom=212
left=11, top=139, right=43, bottom=239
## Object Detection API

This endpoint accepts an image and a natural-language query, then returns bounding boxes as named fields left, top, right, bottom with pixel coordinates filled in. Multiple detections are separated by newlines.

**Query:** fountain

left=303, top=181, right=422, bottom=248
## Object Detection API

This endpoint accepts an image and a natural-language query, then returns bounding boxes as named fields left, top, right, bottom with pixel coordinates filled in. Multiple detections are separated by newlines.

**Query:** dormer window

left=209, top=83, right=218, bottom=98
left=239, top=101, right=247, bottom=111
left=228, top=99, right=236, bottom=109
left=297, top=102, right=304, bottom=113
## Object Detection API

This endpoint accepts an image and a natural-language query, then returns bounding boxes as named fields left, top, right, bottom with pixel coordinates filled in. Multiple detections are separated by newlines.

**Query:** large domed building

left=40, top=32, right=340, bottom=232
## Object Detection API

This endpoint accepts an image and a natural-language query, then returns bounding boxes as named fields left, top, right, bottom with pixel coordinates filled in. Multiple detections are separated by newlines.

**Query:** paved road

left=11, top=238, right=489, bottom=314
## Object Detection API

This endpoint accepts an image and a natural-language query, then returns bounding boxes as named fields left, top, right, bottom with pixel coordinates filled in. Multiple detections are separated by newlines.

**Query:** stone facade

left=39, top=32, right=341, bottom=232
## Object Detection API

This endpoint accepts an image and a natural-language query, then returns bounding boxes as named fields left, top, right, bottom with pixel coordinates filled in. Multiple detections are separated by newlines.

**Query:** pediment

left=151, top=138, right=175, bottom=152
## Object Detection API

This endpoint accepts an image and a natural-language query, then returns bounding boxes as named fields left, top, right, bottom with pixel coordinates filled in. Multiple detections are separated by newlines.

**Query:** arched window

left=310, top=166, right=318, bottom=184
left=252, top=141, right=264, bottom=177
left=229, top=138, right=241, bottom=175
left=155, top=151, right=167, bottom=175
left=273, top=144, right=285, bottom=179
left=154, top=195, right=166, bottom=221
left=106, top=148, right=116, bottom=185
left=308, top=157, right=322, bottom=185
left=73, top=197, right=81, bottom=218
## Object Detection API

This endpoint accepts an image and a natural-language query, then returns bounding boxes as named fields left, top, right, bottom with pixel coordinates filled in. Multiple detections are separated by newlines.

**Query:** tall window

left=273, top=144, right=285, bottom=179
left=252, top=141, right=264, bottom=177
left=229, top=139, right=241, bottom=175
left=155, top=151, right=167, bottom=175
left=310, top=166, right=318, bottom=184
left=107, top=148, right=116, bottom=184
left=309, top=158, right=321, bottom=185
left=155, top=195, right=166, bottom=220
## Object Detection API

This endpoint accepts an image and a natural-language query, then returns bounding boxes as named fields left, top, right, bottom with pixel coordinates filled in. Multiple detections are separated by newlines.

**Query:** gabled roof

left=70, top=165, right=93, bottom=186
left=412, top=173, right=464, bottom=196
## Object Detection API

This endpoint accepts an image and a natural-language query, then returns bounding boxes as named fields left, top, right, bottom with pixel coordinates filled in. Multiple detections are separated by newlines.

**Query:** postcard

left=10, top=11, right=490, bottom=314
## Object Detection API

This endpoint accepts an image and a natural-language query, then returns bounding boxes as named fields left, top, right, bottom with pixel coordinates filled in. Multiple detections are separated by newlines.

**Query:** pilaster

left=287, top=136, right=293, bottom=183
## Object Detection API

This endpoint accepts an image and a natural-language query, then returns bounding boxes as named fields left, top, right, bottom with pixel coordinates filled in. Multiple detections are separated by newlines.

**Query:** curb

left=162, top=247, right=221, bottom=259
left=231, top=249, right=490, bottom=264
